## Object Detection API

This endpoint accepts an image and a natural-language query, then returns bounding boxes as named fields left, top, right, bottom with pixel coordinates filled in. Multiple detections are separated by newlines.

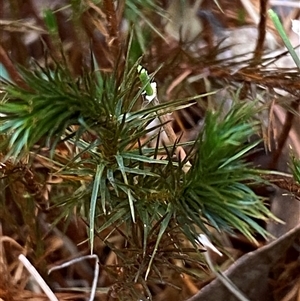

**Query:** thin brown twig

left=253, top=0, right=268, bottom=64
left=267, top=97, right=276, bottom=151
left=103, top=0, right=120, bottom=63
left=269, top=98, right=300, bottom=169
left=208, top=66, right=300, bottom=97
left=0, top=44, right=28, bottom=89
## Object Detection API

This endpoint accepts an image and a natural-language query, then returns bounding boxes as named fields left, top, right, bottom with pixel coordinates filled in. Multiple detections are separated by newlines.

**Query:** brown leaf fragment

left=186, top=225, right=300, bottom=301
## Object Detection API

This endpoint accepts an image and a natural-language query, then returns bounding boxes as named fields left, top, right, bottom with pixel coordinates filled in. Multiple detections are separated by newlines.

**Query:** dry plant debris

left=0, top=0, right=300, bottom=300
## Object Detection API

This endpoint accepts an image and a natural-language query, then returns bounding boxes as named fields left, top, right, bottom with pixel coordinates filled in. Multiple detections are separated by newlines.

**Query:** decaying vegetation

left=0, top=1, right=300, bottom=300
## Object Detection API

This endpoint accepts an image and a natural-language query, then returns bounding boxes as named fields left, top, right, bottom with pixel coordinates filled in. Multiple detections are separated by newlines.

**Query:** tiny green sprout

left=137, top=65, right=154, bottom=96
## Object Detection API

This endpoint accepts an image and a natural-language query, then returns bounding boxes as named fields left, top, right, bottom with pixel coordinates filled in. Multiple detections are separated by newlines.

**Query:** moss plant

left=1, top=1, right=294, bottom=300
left=0, top=50, right=277, bottom=298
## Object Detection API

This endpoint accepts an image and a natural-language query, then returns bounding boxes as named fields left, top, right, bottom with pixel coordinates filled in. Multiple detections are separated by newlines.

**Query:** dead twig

left=253, top=0, right=268, bottom=64
left=269, top=98, right=300, bottom=169
left=0, top=45, right=28, bottom=89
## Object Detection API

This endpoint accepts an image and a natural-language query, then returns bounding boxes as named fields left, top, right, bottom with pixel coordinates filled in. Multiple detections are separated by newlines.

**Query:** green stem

left=268, top=9, right=300, bottom=69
